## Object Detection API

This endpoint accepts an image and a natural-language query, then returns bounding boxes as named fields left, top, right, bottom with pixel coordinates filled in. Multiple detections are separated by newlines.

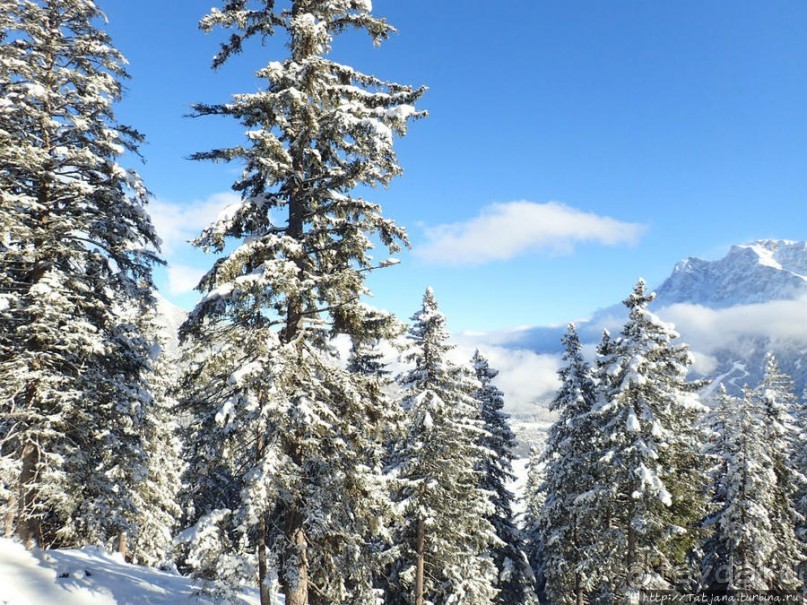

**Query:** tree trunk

left=118, top=532, right=128, bottom=561
left=576, top=574, right=585, bottom=605
left=4, top=493, right=16, bottom=538
left=256, top=430, right=272, bottom=605
left=17, top=441, right=40, bottom=549
left=258, top=513, right=271, bottom=605
left=415, top=517, right=425, bottom=605
left=282, top=137, right=309, bottom=605
left=626, top=516, right=637, bottom=596
left=573, top=516, right=584, bottom=605
left=284, top=508, right=309, bottom=605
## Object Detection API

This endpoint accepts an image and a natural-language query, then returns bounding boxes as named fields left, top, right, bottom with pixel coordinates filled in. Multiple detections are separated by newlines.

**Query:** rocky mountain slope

left=654, top=240, right=807, bottom=308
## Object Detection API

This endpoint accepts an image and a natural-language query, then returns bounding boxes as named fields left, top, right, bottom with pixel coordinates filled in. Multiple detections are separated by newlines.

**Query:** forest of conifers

left=0, top=2, right=804, bottom=604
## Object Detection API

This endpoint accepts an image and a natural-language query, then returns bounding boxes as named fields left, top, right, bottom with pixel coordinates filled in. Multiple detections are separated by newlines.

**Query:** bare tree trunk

left=255, top=430, right=272, bottom=605
left=282, top=140, right=309, bottom=605
left=17, top=441, right=40, bottom=549
left=285, top=508, right=309, bottom=605
left=118, top=532, right=128, bottom=561
left=415, top=517, right=426, bottom=605
left=576, top=573, right=585, bottom=605
left=626, top=509, right=637, bottom=598
left=573, top=516, right=585, bottom=605
left=258, top=513, right=271, bottom=605
left=627, top=525, right=636, bottom=565
left=4, top=493, right=17, bottom=538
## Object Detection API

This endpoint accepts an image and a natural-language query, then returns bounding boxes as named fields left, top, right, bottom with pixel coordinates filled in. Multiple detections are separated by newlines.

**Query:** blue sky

left=103, top=1, right=807, bottom=333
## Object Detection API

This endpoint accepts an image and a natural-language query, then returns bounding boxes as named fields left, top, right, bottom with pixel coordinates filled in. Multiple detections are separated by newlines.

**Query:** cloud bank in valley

left=657, top=297, right=807, bottom=351
left=654, top=296, right=807, bottom=376
left=455, top=294, right=807, bottom=415
left=451, top=334, right=562, bottom=417
left=415, top=201, right=646, bottom=265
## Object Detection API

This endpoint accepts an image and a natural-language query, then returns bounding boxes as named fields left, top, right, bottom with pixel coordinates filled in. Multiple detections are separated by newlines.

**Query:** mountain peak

left=736, top=239, right=807, bottom=277
left=654, top=240, right=807, bottom=308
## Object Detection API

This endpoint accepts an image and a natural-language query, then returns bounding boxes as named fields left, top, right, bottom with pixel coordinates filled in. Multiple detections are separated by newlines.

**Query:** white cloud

left=453, top=333, right=562, bottom=416
left=415, top=200, right=646, bottom=265
left=657, top=297, right=807, bottom=356
left=150, top=192, right=241, bottom=254
left=166, top=264, right=206, bottom=295
left=689, top=353, right=719, bottom=377
left=482, top=347, right=561, bottom=416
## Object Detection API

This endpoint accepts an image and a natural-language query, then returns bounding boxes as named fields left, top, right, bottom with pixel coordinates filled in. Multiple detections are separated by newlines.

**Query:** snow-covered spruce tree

left=703, top=382, right=802, bottom=592
left=71, top=299, right=183, bottom=564
left=547, top=327, right=627, bottom=604
left=345, top=318, right=410, bottom=601
left=754, top=356, right=804, bottom=590
left=389, top=289, right=498, bottom=605
left=535, top=324, right=601, bottom=605
left=174, top=335, right=254, bottom=601
left=0, top=0, right=160, bottom=549
left=522, top=444, right=546, bottom=597
left=587, top=280, right=708, bottom=599
left=523, top=329, right=622, bottom=604
left=123, top=305, right=183, bottom=567
left=346, top=318, right=408, bottom=472
left=178, top=2, right=424, bottom=603
left=472, top=350, right=537, bottom=605
left=700, top=385, right=734, bottom=592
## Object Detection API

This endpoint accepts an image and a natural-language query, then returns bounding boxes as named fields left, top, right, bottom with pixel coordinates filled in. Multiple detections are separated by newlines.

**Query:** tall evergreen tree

left=753, top=356, right=803, bottom=590
left=125, top=305, right=183, bottom=566
left=0, top=0, right=160, bottom=549
left=472, top=350, right=537, bottom=605
left=522, top=444, right=546, bottom=598
left=703, top=379, right=803, bottom=592
left=535, top=324, right=600, bottom=605
left=700, top=385, right=735, bottom=592
left=178, top=2, right=424, bottom=603
left=587, top=280, right=708, bottom=599
left=345, top=323, right=409, bottom=603
left=583, top=328, right=635, bottom=605
left=389, top=289, right=498, bottom=605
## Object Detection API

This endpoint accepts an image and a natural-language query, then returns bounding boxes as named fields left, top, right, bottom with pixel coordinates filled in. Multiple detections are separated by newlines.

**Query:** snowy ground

left=0, top=539, right=261, bottom=605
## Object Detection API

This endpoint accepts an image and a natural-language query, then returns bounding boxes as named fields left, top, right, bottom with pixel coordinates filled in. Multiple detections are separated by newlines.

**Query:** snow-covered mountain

left=654, top=240, right=807, bottom=308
